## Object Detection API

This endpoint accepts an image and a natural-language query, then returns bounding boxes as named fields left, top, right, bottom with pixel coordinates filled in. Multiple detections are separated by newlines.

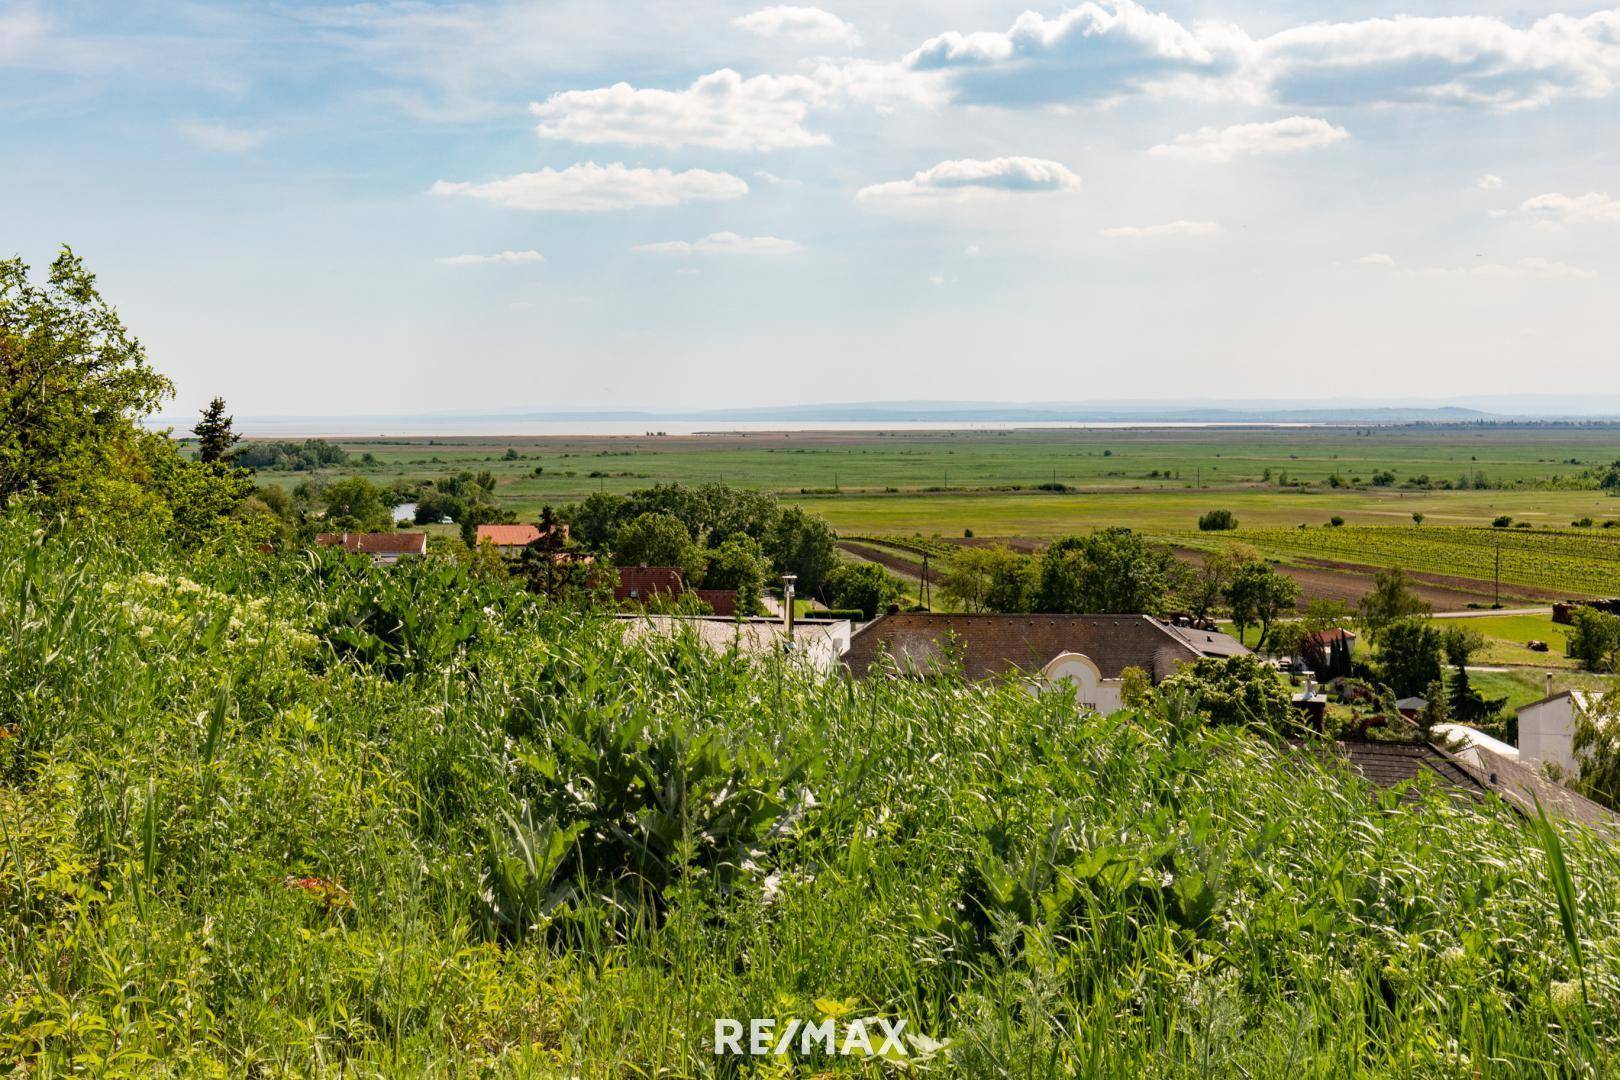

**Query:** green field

left=244, top=425, right=1620, bottom=514
left=246, top=426, right=1620, bottom=599
left=1171, top=526, right=1620, bottom=598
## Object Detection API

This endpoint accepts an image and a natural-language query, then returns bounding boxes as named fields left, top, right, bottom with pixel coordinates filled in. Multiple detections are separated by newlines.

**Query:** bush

left=1154, top=654, right=1293, bottom=729
left=825, top=561, right=903, bottom=619
left=1198, top=509, right=1239, bottom=531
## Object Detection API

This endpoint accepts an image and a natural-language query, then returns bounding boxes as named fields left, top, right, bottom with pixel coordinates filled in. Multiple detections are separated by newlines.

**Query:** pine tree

left=193, top=397, right=241, bottom=464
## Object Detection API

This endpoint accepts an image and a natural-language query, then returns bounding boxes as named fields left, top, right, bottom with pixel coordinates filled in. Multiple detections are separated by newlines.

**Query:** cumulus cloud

left=531, top=69, right=828, bottom=151
left=889, top=2, right=1620, bottom=111
left=734, top=6, right=859, bottom=47
left=856, top=156, right=1080, bottom=204
left=1354, top=253, right=1397, bottom=267
left=178, top=122, right=268, bottom=153
left=1149, top=116, right=1348, bottom=162
left=431, top=162, right=748, bottom=211
left=632, top=232, right=800, bottom=255
left=1100, top=220, right=1221, bottom=238
left=902, top=2, right=1252, bottom=105
left=439, top=250, right=546, bottom=266
left=1520, top=191, right=1620, bottom=226
left=1477, top=173, right=1504, bottom=191
left=1258, top=9, right=1620, bottom=110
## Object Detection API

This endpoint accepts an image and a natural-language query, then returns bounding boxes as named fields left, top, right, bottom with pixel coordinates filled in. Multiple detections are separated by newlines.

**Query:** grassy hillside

left=5, top=514, right=1620, bottom=1073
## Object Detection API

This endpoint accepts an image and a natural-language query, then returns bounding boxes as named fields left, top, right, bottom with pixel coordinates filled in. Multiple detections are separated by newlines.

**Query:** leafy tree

left=1155, top=655, right=1293, bottom=729
left=825, top=562, right=903, bottom=620
left=192, top=396, right=241, bottom=464
left=1197, top=509, right=1238, bottom=531
left=1417, top=679, right=1451, bottom=741
left=1567, top=608, right=1620, bottom=673
left=614, top=511, right=702, bottom=579
left=1357, top=566, right=1430, bottom=645
left=764, top=505, right=838, bottom=598
left=321, top=477, right=394, bottom=532
left=1376, top=617, right=1444, bottom=698
left=1186, top=543, right=1259, bottom=623
left=702, top=535, right=770, bottom=616
left=1411, top=512, right=1425, bottom=526
left=1034, top=528, right=1185, bottom=615
left=511, top=507, right=601, bottom=603
left=1572, top=693, right=1620, bottom=808
left=1441, top=626, right=1507, bottom=725
left=234, top=438, right=348, bottom=471
left=944, top=545, right=1036, bottom=613
left=414, top=489, right=466, bottom=526
left=1224, top=560, right=1300, bottom=650
left=1, top=247, right=174, bottom=510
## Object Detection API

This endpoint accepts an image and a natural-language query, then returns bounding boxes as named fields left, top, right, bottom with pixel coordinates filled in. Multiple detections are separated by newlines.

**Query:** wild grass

left=4, top=510, right=1620, bottom=1075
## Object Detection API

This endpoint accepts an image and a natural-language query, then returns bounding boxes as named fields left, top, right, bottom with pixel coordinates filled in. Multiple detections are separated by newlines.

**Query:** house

left=691, top=589, right=741, bottom=617
left=314, top=531, right=427, bottom=565
left=1302, top=736, right=1615, bottom=831
left=1517, top=690, right=1609, bottom=779
left=1395, top=696, right=1428, bottom=719
left=475, top=521, right=570, bottom=558
left=618, top=615, right=852, bottom=674
left=841, top=613, right=1248, bottom=713
left=614, top=566, right=685, bottom=604
left=1300, top=627, right=1356, bottom=680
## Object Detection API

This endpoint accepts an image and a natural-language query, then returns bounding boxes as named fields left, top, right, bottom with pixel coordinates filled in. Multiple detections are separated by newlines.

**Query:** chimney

left=780, top=573, right=797, bottom=651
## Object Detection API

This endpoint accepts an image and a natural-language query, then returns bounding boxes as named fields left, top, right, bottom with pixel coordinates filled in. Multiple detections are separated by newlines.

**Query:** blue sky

left=3, top=1, right=1618, bottom=417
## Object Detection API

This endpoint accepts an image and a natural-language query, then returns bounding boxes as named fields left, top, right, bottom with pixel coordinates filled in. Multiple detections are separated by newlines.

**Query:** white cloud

left=1100, top=220, right=1221, bottom=238
left=439, top=250, right=546, bottom=266
left=856, top=156, right=1080, bottom=204
left=1257, top=9, right=1620, bottom=111
left=179, top=122, right=269, bottom=153
left=964, top=244, right=982, bottom=256
left=1520, top=191, right=1620, bottom=226
left=1352, top=251, right=1593, bottom=278
left=1149, top=116, right=1348, bottom=162
left=1403, top=256, right=1596, bottom=280
left=431, top=163, right=748, bottom=212
left=1477, top=174, right=1504, bottom=191
left=531, top=69, right=828, bottom=151
left=734, top=6, right=860, bottom=47
left=632, top=232, right=800, bottom=255
left=890, top=3, right=1620, bottom=111
left=929, top=273, right=946, bottom=285
left=0, top=6, right=46, bottom=59
left=902, top=2, right=1252, bottom=105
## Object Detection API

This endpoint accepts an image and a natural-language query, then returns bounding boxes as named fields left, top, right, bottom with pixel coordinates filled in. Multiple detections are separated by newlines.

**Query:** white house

left=1517, top=690, right=1608, bottom=779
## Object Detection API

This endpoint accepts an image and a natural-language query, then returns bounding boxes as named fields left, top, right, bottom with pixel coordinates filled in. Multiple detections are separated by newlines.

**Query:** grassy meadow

left=242, top=426, right=1620, bottom=530
left=8, top=512, right=1620, bottom=1074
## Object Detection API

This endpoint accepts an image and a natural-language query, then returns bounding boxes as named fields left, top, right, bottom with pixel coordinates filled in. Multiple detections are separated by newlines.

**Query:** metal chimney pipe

left=781, top=573, right=797, bottom=651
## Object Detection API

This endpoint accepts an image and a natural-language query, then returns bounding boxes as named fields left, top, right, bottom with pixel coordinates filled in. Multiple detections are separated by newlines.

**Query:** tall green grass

left=3, top=510, right=1619, bottom=1074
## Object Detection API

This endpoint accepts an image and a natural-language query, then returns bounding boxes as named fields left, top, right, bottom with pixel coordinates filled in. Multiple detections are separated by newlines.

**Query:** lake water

left=217, top=418, right=1318, bottom=439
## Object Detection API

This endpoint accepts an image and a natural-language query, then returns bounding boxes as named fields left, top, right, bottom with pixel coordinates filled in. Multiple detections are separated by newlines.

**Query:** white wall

left=1519, top=697, right=1579, bottom=777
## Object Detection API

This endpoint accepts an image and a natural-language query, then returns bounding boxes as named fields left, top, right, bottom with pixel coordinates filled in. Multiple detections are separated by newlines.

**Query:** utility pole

left=921, top=553, right=930, bottom=609
left=1490, top=544, right=1503, bottom=612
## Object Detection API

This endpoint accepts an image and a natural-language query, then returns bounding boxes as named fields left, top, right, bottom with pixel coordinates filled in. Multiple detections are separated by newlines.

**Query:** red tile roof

left=615, top=566, right=685, bottom=602
left=315, top=532, right=427, bottom=555
left=692, top=589, right=739, bottom=616
left=476, top=524, right=541, bottom=547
